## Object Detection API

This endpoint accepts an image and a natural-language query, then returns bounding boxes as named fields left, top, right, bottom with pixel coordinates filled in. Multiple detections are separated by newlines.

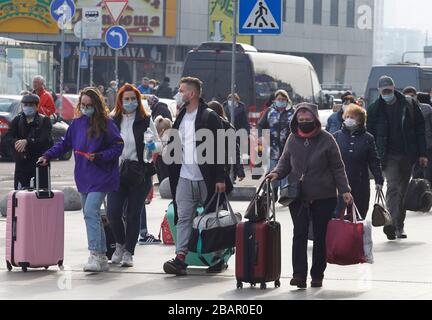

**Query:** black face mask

left=298, top=121, right=316, bottom=133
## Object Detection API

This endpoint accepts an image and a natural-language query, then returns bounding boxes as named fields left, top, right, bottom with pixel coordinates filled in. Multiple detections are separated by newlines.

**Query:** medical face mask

left=22, top=105, right=36, bottom=117
left=123, top=100, right=138, bottom=113
left=344, top=118, right=358, bottom=129
left=81, top=106, right=95, bottom=117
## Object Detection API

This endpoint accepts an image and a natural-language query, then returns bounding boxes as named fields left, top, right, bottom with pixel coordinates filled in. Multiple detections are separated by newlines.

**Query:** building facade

left=0, top=0, right=374, bottom=95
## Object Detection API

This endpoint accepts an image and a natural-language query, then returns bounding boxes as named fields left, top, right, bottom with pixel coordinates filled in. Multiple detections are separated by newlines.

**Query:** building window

left=330, top=0, right=339, bottom=26
left=347, top=0, right=356, bottom=28
left=313, top=0, right=322, bottom=25
left=295, top=0, right=305, bottom=23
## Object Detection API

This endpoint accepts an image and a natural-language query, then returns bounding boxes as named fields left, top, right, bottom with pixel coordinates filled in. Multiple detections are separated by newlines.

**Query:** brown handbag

left=372, top=190, right=392, bottom=227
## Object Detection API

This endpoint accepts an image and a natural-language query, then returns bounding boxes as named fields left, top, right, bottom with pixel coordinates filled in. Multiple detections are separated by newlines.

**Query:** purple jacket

left=44, top=116, right=124, bottom=193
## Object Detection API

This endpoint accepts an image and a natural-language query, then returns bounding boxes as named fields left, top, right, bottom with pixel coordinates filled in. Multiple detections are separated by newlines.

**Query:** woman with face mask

left=333, top=104, right=384, bottom=220
left=257, top=89, right=295, bottom=199
left=267, top=103, right=353, bottom=289
left=108, top=84, right=162, bottom=266
left=38, top=88, right=124, bottom=273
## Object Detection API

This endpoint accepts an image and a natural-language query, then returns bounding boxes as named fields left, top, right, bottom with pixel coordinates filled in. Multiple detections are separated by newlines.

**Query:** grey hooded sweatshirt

left=271, top=103, right=351, bottom=202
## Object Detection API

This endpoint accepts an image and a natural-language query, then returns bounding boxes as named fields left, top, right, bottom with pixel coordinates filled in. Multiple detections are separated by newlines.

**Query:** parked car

left=0, top=95, right=71, bottom=161
left=55, top=94, right=79, bottom=124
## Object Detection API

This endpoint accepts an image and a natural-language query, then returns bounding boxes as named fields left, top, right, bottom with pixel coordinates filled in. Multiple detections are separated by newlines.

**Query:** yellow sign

left=209, top=0, right=252, bottom=44
left=0, top=0, right=59, bottom=34
left=72, top=0, right=175, bottom=37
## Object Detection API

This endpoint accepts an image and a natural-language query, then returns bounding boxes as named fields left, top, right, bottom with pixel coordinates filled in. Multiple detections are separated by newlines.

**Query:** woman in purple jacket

left=38, top=87, right=124, bottom=273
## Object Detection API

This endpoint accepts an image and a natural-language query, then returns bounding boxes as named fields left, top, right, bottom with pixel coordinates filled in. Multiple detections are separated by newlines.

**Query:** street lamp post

left=230, top=0, right=238, bottom=182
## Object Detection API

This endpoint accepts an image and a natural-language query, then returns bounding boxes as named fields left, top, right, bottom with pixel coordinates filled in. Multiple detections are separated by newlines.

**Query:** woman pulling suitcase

left=267, top=103, right=353, bottom=289
left=38, top=87, right=124, bottom=273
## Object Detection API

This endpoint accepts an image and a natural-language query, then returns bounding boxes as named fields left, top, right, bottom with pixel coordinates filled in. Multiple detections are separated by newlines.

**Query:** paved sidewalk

left=1, top=160, right=432, bottom=300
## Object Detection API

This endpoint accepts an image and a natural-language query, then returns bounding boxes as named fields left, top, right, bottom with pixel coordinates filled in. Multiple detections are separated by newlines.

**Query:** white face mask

left=174, top=92, right=184, bottom=106
left=344, top=118, right=358, bottom=128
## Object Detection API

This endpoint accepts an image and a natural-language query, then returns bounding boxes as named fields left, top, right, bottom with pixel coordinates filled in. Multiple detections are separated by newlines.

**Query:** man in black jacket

left=163, top=77, right=233, bottom=275
left=9, top=94, right=52, bottom=189
left=367, top=76, right=428, bottom=240
left=155, top=77, right=173, bottom=99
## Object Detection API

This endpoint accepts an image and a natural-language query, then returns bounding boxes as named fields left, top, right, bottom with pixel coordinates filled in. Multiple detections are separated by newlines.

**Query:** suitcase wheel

left=260, top=282, right=267, bottom=290
left=21, top=267, right=28, bottom=272
left=236, top=281, right=243, bottom=289
left=6, top=261, right=12, bottom=272
left=275, top=280, right=281, bottom=288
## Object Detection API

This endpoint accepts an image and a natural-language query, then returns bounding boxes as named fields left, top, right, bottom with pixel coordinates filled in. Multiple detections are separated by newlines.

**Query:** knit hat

left=378, top=76, right=395, bottom=89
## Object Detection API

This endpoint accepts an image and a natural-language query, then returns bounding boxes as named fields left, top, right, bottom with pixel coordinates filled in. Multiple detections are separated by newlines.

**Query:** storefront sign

left=72, top=0, right=166, bottom=37
left=209, top=0, right=252, bottom=44
left=0, top=0, right=58, bottom=34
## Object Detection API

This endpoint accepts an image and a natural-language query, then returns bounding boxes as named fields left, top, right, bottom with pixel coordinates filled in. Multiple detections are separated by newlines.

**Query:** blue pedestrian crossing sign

left=50, top=0, right=75, bottom=23
left=105, top=25, right=129, bottom=50
left=80, top=51, right=89, bottom=69
left=239, top=0, right=282, bottom=35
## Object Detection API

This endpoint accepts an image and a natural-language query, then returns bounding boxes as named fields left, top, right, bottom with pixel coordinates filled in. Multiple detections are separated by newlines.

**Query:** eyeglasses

left=80, top=103, right=93, bottom=109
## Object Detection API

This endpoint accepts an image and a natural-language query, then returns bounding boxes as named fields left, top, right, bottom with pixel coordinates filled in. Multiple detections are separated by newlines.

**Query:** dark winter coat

left=272, top=103, right=351, bottom=202
left=9, top=112, right=52, bottom=166
left=367, top=91, right=427, bottom=166
left=155, top=82, right=173, bottom=99
left=150, top=101, right=172, bottom=121
left=334, top=126, right=384, bottom=217
left=223, top=101, right=251, bottom=134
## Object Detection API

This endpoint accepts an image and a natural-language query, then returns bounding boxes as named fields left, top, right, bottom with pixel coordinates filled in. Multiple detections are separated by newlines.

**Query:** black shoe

left=163, top=257, right=187, bottom=276
left=206, top=261, right=228, bottom=274
left=396, top=228, right=408, bottom=239
left=311, top=278, right=323, bottom=288
left=290, top=277, right=307, bottom=289
left=384, top=225, right=396, bottom=240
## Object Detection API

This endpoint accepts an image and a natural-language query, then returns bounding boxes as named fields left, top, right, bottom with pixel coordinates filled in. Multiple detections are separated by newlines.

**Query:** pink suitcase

left=6, top=166, right=64, bottom=272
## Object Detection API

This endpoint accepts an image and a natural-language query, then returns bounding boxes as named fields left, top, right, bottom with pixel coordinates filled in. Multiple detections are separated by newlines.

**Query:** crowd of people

left=6, top=72, right=431, bottom=287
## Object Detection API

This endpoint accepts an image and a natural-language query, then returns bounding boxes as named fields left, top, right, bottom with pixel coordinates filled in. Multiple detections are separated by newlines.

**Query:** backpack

left=404, top=178, right=432, bottom=212
left=158, top=214, right=174, bottom=245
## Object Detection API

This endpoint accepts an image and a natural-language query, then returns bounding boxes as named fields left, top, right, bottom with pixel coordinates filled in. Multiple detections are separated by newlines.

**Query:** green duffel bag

left=166, top=201, right=234, bottom=267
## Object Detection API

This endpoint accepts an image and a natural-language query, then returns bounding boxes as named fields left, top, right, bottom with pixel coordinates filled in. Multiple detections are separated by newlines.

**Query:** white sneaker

left=121, top=251, right=133, bottom=268
left=111, top=244, right=125, bottom=264
left=99, top=255, right=110, bottom=272
left=83, top=253, right=102, bottom=272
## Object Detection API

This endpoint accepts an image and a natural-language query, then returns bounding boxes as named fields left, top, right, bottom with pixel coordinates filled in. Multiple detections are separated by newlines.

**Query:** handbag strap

left=338, top=202, right=362, bottom=223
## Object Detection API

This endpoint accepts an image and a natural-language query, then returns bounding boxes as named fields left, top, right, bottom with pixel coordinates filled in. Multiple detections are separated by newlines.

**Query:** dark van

left=181, top=42, right=324, bottom=125
left=365, top=64, right=432, bottom=107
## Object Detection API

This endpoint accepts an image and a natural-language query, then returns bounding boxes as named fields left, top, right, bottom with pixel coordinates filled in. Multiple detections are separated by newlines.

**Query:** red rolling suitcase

left=235, top=179, right=281, bottom=289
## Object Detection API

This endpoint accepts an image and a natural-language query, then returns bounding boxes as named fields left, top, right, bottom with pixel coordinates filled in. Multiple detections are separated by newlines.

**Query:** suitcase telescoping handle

left=35, top=163, right=52, bottom=198
left=266, top=178, right=276, bottom=222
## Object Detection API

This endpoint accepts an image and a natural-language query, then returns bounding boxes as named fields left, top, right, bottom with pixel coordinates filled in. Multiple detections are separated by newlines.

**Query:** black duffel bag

left=404, top=169, right=432, bottom=212
left=188, top=193, right=242, bottom=254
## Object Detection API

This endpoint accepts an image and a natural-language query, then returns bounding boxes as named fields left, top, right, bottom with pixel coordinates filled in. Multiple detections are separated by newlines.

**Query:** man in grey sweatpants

left=163, top=77, right=230, bottom=275
left=175, top=178, right=207, bottom=257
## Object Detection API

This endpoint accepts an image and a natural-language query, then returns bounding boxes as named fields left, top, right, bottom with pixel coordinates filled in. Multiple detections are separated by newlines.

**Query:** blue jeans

left=80, top=192, right=108, bottom=254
